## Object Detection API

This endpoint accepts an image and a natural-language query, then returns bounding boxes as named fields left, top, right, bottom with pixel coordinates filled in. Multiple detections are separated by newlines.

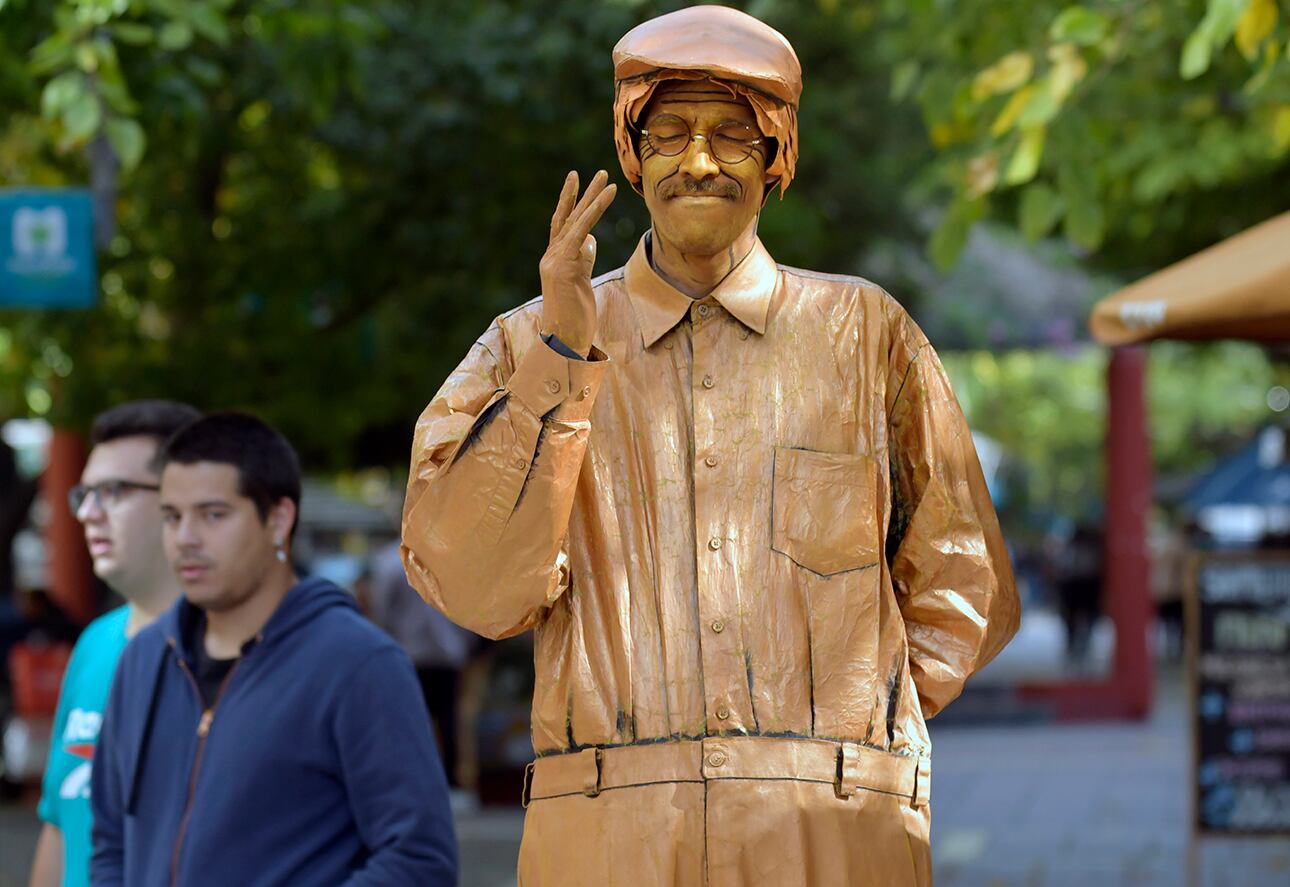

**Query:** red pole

left=1104, top=347, right=1154, bottom=718
left=41, top=428, right=94, bottom=626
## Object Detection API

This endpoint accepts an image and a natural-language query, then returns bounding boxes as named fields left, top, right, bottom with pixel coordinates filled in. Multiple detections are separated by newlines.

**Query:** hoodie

left=90, top=576, right=458, bottom=886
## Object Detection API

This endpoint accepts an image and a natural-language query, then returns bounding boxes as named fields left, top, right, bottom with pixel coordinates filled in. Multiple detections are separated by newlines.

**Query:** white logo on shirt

left=64, top=708, right=102, bottom=743
left=60, top=761, right=92, bottom=800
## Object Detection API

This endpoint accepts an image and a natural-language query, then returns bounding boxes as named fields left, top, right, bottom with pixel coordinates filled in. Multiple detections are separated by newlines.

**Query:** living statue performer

left=402, top=7, right=1020, bottom=885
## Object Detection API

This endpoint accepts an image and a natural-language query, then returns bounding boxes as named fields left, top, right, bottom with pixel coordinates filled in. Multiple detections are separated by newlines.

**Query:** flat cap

left=612, top=6, right=802, bottom=194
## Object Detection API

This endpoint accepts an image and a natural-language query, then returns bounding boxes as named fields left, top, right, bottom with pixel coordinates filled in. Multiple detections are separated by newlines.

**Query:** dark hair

left=158, top=412, right=302, bottom=536
left=91, top=400, right=201, bottom=447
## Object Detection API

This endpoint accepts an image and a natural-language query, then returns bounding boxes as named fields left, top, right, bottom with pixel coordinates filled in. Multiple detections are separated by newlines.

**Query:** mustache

left=660, top=179, right=740, bottom=200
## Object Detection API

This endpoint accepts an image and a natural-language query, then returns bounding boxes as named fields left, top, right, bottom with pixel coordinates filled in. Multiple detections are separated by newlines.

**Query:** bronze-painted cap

left=612, top=6, right=802, bottom=195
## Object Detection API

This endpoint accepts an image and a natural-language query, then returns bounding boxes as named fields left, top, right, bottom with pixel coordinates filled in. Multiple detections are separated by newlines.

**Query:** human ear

left=268, top=498, right=297, bottom=549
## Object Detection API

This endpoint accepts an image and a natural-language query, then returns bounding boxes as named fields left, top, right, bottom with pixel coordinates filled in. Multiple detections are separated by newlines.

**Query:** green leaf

left=158, top=20, right=193, bottom=51
left=891, top=60, right=920, bottom=102
left=1005, top=126, right=1046, bottom=185
left=991, top=84, right=1035, bottom=136
left=1018, top=183, right=1064, bottom=240
left=75, top=41, right=99, bottom=73
left=111, top=22, right=156, bottom=45
left=1181, top=28, right=1215, bottom=78
left=1182, top=0, right=1253, bottom=78
left=105, top=116, right=146, bottom=170
left=1064, top=197, right=1105, bottom=251
left=40, top=71, right=85, bottom=119
left=929, top=197, right=986, bottom=270
left=972, top=51, right=1033, bottom=101
left=189, top=5, right=230, bottom=45
left=62, top=91, right=102, bottom=141
left=29, top=33, right=76, bottom=75
left=1017, top=80, right=1062, bottom=127
left=1049, top=7, right=1110, bottom=46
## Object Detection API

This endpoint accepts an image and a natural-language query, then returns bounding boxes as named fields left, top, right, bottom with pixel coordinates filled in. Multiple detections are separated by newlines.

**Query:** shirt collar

left=624, top=232, right=779, bottom=348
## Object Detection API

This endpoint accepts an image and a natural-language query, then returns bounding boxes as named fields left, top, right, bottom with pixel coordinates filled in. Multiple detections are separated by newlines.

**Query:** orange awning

left=1089, top=211, right=1290, bottom=345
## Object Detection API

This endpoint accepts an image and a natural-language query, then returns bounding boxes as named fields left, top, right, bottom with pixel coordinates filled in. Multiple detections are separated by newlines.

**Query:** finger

left=560, top=183, right=617, bottom=252
left=580, top=234, right=597, bottom=266
left=556, top=170, right=610, bottom=245
left=549, top=171, right=579, bottom=245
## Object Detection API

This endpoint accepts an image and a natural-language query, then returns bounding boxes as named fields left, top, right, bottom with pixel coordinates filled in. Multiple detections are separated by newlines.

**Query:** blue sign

left=0, top=189, right=97, bottom=309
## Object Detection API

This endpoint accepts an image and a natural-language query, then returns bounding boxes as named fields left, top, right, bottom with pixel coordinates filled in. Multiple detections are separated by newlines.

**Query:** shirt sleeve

left=401, top=317, right=608, bottom=639
left=36, top=643, right=80, bottom=826
left=334, top=648, right=458, bottom=887
left=886, top=312, right=1021, bottom=719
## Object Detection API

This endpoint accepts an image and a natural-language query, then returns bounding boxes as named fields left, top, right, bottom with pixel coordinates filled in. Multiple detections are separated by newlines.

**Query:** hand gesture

left=539, top=170, right=617, bottom=358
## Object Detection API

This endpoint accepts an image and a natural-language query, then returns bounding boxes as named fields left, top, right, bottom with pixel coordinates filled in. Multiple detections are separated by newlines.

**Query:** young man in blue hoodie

left=90, top=412, right=458, bottom=886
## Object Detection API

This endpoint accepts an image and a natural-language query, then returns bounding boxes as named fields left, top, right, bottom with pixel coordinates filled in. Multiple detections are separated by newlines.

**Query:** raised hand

left=539, top=170, right=617, bottom=358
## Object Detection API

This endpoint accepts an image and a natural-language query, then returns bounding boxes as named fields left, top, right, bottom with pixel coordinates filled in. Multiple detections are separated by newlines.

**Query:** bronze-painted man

left=403, top=7, right=1020, bottom=885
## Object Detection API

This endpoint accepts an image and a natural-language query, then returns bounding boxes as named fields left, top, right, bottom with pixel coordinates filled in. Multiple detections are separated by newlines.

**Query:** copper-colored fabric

left=402, top=233, right=1019, bottom=885
left=525, top=736, right=928, bottom=806
left=1089, top=211, right=1290, bottom=345
left=613, top=5, right=802, bottom=194
left=520, top=737, right=930, bottom=886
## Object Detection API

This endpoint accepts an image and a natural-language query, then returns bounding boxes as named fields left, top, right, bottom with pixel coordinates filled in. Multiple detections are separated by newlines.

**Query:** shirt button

left=545, top=379, right=561, bottom=394
left=704, top=455, right=718, bottom=468
left=697, top=304, right=710, bottom=317
left=702, top=375, right=715, bottom=389
left=664, top=341, right=674, bottom=350
left=578, top=385, right=592, bottom=400
left=739, top=328, right=751, bottom=340
left=710, top=619, right=725, bottom=633
left=514, top=458, right=528, bottom=470
left=708, top=538, right=722, bottom=551
left=716, top=706, right=730, bottom=720
left=707, top=752, right=726, bottom=767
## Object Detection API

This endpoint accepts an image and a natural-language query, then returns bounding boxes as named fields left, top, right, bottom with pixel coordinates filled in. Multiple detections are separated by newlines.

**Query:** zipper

left=168, top=640, right=242, bottom=887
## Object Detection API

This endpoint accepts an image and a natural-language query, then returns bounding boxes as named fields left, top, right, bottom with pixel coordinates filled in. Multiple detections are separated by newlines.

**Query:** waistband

left=523, top=736, right=930, bottom=808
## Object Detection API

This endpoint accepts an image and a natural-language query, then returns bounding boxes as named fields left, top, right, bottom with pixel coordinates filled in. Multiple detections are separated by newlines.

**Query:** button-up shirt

left=402, top=234, right=1018, bottom=760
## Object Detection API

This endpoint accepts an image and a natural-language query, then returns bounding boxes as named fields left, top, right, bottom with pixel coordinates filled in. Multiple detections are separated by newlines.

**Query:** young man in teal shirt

left=29, top=400, right=199, bottom=887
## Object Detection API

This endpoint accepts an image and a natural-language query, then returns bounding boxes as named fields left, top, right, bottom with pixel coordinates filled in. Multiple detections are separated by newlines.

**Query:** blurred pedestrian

left=1, top=437, right=38, bottom=602
left=28, top=400, right=199, bottom=887
left=1057, top=523, right=1103, bottom=673
left=90, top=413, right=457, bottom=886
left=367, top=539, right=477, bottom=788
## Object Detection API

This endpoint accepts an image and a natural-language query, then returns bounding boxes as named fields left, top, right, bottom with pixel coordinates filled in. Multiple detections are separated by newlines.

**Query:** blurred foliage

left=883, top=0, right=1290, bottom=269
left=0, top=0, right=927, bottom=466
left=1, top=0, right=1287, bottom=480
left=944, top=342, right=1290, bottom=536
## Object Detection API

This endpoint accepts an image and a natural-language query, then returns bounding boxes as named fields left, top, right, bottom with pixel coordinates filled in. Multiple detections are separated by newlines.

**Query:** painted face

left=75, top=436, right=166, bottom=595
left=639, top=80, right=772, bottom=257
left=159, top=461, right=290, bottom=613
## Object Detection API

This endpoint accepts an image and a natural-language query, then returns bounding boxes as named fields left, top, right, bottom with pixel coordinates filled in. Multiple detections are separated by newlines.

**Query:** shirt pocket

left=771, top=446, right=880, bottom=576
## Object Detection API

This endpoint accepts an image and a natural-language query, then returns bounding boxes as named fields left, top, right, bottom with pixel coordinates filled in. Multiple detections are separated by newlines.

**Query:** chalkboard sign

left=1190, top=552, right=1290, bottom=836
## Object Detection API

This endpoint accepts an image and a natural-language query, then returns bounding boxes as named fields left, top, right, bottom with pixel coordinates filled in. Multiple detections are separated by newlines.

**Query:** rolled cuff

left=507, top=339, right=610, bottom=422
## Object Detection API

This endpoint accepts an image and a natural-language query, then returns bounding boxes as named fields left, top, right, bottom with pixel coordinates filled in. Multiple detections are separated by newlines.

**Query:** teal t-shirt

left=37, top=606, right=130, bottom=887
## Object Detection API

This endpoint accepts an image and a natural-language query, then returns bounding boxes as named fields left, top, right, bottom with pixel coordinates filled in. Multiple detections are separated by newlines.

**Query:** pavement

left=2, top=664, right=1287, bottom=887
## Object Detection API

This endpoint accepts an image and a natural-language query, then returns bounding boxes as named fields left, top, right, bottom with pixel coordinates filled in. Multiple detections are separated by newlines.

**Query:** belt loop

left=581, top=747, right=603, bottom=798
left=521, top=761, right=536, bottom=809
left=912, top=755, right=931, bottom=807
left=835, top=743, right=858, bottom=799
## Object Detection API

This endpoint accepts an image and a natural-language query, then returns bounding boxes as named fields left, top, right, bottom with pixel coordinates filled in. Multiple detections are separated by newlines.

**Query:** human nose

left=171, top=514, right=201, bottom=549
left=679, top=135, right=720, bottom=180
left=76, top=489, right=105, bottom=524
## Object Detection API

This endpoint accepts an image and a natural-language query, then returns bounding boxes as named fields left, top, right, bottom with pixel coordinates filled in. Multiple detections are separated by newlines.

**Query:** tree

left=883, top=0, right=1290, bottom=271
left=0, top=0, right=930, bottom=467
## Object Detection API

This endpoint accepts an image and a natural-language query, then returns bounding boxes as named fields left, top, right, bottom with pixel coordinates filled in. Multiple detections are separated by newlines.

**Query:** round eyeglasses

left=639, top=118, right=764, bottom=165
left=68, top=479, right=160, bottom=513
